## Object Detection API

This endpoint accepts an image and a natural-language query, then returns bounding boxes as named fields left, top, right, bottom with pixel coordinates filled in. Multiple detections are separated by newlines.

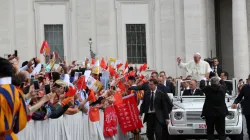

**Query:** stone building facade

left=0, top=0, right=249, bottom=79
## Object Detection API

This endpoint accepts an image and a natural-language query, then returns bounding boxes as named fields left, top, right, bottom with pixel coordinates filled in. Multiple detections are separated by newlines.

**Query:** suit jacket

left=201, top=84, right=228, bottom=117
left=209, top=67, right=222, bottom=78
left=165, top=81, right=175, bottom=96
left=234, top=84, right=250, bottom=115
left=225, top=81, right=233, bottom=95
left=182, top=89, right=204, bottom=96
left=212, top=66, right=222, bottom=75
left=140, top=89, right=170, bottom=126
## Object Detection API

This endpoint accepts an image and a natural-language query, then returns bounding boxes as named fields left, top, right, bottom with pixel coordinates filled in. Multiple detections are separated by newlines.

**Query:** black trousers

left=245, top=115, right=250, bottom=139
left=205, top=116, right=226, bottom=140
left=146, top=113, right=169, bottom=140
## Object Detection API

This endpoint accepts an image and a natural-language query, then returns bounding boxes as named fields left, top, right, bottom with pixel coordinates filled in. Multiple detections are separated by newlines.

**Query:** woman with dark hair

left=51, top=72, right=61, bottom=83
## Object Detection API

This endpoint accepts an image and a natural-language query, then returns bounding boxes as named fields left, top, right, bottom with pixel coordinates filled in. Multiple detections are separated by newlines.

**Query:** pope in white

left=177, top=53, right=211, bottom=81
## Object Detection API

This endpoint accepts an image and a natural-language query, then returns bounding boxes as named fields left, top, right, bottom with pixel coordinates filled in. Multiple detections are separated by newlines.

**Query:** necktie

left=191, top=89, right=194, bottom=95
left=150, top=92, right=154, bottom=111
left=214, top=67, right=217, bottom=73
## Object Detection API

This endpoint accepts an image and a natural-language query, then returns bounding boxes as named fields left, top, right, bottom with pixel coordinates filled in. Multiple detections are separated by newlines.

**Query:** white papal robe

left=178, top=60, right=211, bottom=81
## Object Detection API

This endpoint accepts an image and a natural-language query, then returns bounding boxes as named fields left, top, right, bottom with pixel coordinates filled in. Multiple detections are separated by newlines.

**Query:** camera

left=204, top=58, right=214, bottom=67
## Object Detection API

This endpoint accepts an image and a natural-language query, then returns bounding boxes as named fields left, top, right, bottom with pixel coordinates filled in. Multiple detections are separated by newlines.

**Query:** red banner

left=103, top=106, right=118, bottom=137
left=115, top=94, right=143, bottom=134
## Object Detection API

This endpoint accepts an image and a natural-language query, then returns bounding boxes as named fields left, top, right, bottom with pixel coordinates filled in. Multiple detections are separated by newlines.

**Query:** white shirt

left=63, top=74, right=70, bottom=86
left=79, top=90, right=89, bottom=115
left=164, top=80, right=167, bottom=86
left=148, top=87, right=157, bottom=113
left=30, top=63, right=42, bottom=76
left=19, top=65, right=28, bottom=72
left=0, top=77, right=12, bottom=85
left=211, top=66, right=217, bottom=73
left=179, top=60, right=211, bottom=81
left=191, top=89, right=196, bottom=95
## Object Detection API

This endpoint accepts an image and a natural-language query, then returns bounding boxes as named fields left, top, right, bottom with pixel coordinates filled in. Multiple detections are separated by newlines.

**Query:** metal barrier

left=16, top=112, right=135, bottom=140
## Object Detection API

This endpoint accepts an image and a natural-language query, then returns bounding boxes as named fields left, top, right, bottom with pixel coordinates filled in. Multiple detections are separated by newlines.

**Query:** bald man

left=177, top=53, right=211, bottom=81
left=18, top=71, right=30, bottom=86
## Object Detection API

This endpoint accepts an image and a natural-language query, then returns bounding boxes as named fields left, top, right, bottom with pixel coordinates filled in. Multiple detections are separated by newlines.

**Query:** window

left=44, top=24, right=64, bottom=62
left=126, top=24, right=147, bottom=64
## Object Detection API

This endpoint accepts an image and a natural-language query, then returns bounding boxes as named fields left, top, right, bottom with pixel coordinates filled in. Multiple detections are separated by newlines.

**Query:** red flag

left=77, top=76, right=86, bottom=90
left=40, top=41, right=45, bottom=54
left=128, top=71, right=135, bottom=77
left=125, top=75, right=128, bottom=81
left=109, top=65, right=116, bottom=77
left=116, top=63, right=123, bottom=69
left=118, top=81, right=126, bottom=92
left=114, top=95, right=143, bottom=134
left=40, top=40, right=50, bottom=56
left=100, top=57, right=107, bottom=69
left=65, top=86, right=77, bottom=97
left=104, top=106, right=118, bottom=137
left=92, top=58, right=96, bottom=65
left=114, top=91, right=123, bottom=106
left=140, top=63, right=148, bottom=72
left=115, top=73, right=119, bottom=79
left=88, top=89, right=96, bottom=102
left=139, top=74, right=145, bottom=79
left=125, top=61, right=128, bottom=69
left=89, top=107, right=100, bottom=122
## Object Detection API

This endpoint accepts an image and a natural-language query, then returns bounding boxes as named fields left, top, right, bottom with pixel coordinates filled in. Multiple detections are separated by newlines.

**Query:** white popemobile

left=168, top=78, right=243, bottom=140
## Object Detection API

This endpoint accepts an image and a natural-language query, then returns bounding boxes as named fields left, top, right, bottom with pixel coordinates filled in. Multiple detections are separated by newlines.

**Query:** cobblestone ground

left=243, top=116, right=248, bottom=140
left=140, top=117, right=248, bottom=140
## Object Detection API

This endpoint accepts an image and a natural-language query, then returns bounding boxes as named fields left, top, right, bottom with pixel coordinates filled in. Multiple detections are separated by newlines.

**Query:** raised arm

left=177, top=57, right=190, bottom=72
left=233, top=85, right=245, bottom=104
left=128, top=82, right=148, bottom=91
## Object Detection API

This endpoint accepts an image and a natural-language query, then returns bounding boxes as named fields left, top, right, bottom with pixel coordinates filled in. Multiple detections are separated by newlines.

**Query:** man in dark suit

left=210, top=58, right=222, bottom=76
left=182, top=80, right=203, bottom=96
left=160, top=71, right=175, bottom=95
left=140, top=79, right=170, bottom=140
left=220, top=71, right=233, bottom=95
left=232, top=74, right=250, bottom=139
left=201, top=77, right=228, bottom=140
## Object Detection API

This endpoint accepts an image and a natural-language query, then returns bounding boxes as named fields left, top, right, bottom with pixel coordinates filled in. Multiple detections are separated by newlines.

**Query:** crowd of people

left=0, top=50, right=249, bottom=140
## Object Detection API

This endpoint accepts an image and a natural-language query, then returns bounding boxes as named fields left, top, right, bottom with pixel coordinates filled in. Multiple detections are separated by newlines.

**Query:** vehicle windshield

left=174, top=79, right=237, bottom=98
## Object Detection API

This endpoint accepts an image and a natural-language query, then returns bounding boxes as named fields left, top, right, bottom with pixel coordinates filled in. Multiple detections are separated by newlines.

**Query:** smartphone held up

left=44, top=85, right=51, bottom=94
left=33, top=80, right=40, bottom=90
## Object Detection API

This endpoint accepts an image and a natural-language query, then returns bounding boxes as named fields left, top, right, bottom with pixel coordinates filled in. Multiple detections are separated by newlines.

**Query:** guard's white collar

left=0, top=77, right=12, bottom=85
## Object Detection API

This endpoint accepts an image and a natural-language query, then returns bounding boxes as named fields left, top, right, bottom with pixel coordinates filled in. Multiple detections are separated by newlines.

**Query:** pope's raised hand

left=177, top=57, right=182, bottom=64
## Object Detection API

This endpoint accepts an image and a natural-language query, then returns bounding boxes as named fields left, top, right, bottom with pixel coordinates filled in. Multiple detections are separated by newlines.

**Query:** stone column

left=233, top=0, right=249, bottom=79
left=154, top=0, right=162, bottom=71
left=183, top=0, right=208, bottom=61
left=174, top=0, right=185, bottom=77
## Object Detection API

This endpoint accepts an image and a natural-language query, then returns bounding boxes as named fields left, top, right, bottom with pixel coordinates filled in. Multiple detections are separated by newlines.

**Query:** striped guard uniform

left=0, top=77, right=27, bottom=140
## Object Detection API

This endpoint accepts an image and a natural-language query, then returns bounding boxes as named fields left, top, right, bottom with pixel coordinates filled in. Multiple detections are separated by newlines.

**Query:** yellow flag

left=108, top=58, right=116, bottom=67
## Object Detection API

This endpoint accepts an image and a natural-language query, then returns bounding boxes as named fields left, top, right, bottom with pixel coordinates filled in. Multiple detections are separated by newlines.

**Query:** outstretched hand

left=177, top=57, right=182, bottom=64
left=231, top=104, right=237, bottom=109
